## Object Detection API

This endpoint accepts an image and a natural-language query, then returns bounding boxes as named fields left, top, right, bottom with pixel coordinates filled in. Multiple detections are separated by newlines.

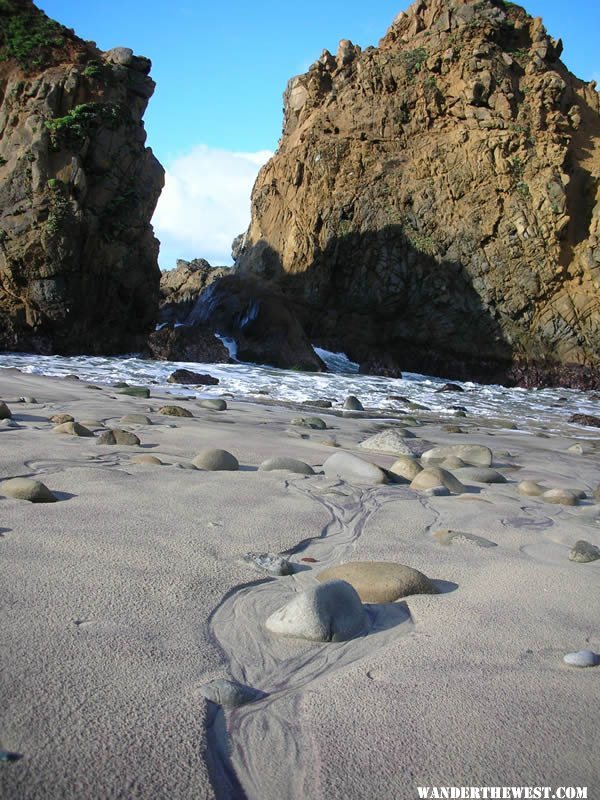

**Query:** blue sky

left=40, top=0, right=599, bottom=267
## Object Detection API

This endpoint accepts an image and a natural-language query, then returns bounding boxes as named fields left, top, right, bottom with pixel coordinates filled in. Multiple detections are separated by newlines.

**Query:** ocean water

left=0, top=348, right=596, bottom=436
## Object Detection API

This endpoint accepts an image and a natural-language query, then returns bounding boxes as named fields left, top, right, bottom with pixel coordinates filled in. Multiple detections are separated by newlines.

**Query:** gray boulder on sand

left=453, top=467, right=507, bottom=484
left=192, top=448, right=239, bottom=471
left=259, top=457, right=315, bottom=475
left=50, top=413, right=74, bottom=424
left=118, top=386, right=150, bottom=398
left=316, top=561, right=437, bottom=603
left=343, top=395, right=364, bottom=411
left=120, top=414, right=152, bottom=425
left=0, top=401, right=12, bottom=419
left=97, top=429, right=140, bottom=446
left=410, top=466, right=465, bottom=494
left=53, top=421, right=94, bottom=437
left=569, top=540, right=600, bottom=563
left=130, top=455, right=163, bottom=465
left=359, top=429, right=415, bottom=456
left=198, top=679, right=266, bottom=708
left=518, top=480, right=546, bottom=496
left=1, top=477, right=56, bottom=503
left=542, top=488, right=579, bottom=506
left=563, top=650, right=599, bottom=668
left=198, top=399, right=227, bottom=411
left=290, top=416, right=327, bottom=430
left=265, top=579, right=368, bottom=642
left=421, top=444, right=493, bottom=467
left=158, top=405, right=193, bottom=418
left=389, top=455, right=422, bottom=481
left=323, top=452, right=387, bottom=484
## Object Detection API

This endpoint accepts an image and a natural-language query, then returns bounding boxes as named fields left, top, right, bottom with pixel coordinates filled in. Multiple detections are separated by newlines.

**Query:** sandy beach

left=0, top=369, right=598, bottom=799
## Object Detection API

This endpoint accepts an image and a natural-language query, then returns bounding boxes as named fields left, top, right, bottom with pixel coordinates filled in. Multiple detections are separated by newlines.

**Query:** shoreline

left=0, top=370, right=598, bottom=798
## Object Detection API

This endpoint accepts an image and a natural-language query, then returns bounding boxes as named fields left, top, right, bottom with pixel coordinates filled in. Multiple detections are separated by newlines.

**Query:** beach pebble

left=198, top=678, right=266, bottom=708
left=158, top=405, right=193, bottom=418
left=421, top=444, right=493, bottom=467
left=53, top=421, right=94, bottom=437
left=118, top=386, right=150, bottom=398
left=567, top=442, right=593, bottom=455
left=198, top=399, right=227, bottom=411
left=97, top=429, right=140, bottom=446
left=243, top=552, right=292, bottom=576
left=316, top=561, right=437, bottom=603
left=290, top=416, right=327, bottom=430
left=168, top=369, right=219, bottom=385
left=323, top=452, right=387, bottom=485
left=265, top=579, right=367, bottom=642
left=120, top=414, right=152, bottom=425
left=569, top=540, right=600, bottom=563
left=518, top=480, right=547, bottom=496
left=410, top=466, right=465, bottom=494
left=433, top=529, right=497, bottom=548
left=50, top=413, right=74, bottom=424
left=259, top=457, right=315, bottom=475
left=453, top=467, right=507, bottom=484
left=563, top=650, right=599, bottom=668
left=389, top=455, right=422, bottom=482
left=542, top=488, right=579, bottom=506
left=0, top=401, right=12, bottom=419
left=130, top=454, right=163, bottom=465
left=193, top=448, right=239, bottom=471
left=359, top=429, right=415, bottom=456
left=1, top=477, right=57, bottom=503
left=343, top=395, right=364, bottom=411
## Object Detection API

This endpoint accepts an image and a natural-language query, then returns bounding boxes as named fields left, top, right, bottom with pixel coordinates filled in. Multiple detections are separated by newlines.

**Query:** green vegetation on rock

left=0, top=0, right=68, bottom=69
left=44, top=102, right=129, bottom=150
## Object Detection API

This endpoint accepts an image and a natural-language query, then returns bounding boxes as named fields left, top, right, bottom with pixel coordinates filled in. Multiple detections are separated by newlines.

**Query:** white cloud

left=152, top=144, right=273, bottom=269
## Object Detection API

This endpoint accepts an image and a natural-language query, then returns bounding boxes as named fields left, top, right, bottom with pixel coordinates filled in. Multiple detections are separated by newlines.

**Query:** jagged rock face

left=0, top=0, right=164, bottom=354
left=158, top=258, right=228, bottom=325
left=236, top=0, right=600, bottom=384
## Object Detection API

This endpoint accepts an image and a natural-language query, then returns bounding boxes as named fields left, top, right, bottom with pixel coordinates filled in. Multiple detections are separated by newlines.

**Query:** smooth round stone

left=265, top=579, right=368, bottom=642
left=158, top=405, right=193, bottom=418
left=569, top=540, right=600, bottom=563
left=343, top=395, right=364, bottom=411
left=389, top=455, right=422, bottom=482
left=120, top=414, right=152, bottom=425
left=453, top=467, right=507, bottom=484
left=421, top=444, right=493, bottom=467
left=192, top=448, right=239, bottom=471
left=198, top=399, right=227, bottom=411
left=323, top=452, right=387, bottom=485
left=1, top=477, right=56, bottom=503
left=53, top=421, right=94, bottom=437
left=290, top=416, right=327, bottom=430
left=316, top=561, right=437, bottom=603
left=359, top=429, right=415, bottom=456
left=563, top=650, right=599, bottom=668
left=567, top=442, right=593, bottom=455
left=50, top=413, right=74, bottom=424
left=410, top=466, right=465, bottom=494
left=97, top=429, right=140, bottom=446
left=130, top=454, right=163, bottom=465
left=243, top=552, right=292, bottom=576
left=542, top=488, right=579, bottom=506
left=0, top=401, right=12, bottom=419
left=259, top=457, right=315, bottom=475
left=198, top=679, right=266, bottom=708
left=518, top=480, right=546, bottom=497
left=440, top=456, right=466, bottom=469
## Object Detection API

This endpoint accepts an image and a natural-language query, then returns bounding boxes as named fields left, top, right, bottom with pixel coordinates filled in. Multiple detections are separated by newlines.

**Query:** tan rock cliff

left=0, top=0, right=164, bottom=354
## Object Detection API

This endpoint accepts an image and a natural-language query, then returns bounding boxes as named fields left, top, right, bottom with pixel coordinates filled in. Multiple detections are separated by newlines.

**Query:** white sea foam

left=0, top=349, right=595, bottom=434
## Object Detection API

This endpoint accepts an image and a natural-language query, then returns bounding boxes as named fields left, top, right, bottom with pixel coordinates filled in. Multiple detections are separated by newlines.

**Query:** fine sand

left=0, top=369, right=598, bottom=799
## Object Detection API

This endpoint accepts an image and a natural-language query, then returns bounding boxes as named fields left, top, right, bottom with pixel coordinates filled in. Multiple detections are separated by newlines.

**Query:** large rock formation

left=235, top=0, right=600, bottom=387
left=0, top=0, right=164, bottom=354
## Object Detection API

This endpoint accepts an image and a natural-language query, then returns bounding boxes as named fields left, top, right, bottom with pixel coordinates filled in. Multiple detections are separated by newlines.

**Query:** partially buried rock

left=1, top=477, right=56, bottom=503
left=453, top=467, right=507, bottom=484
left=343, top=395, right=364, bottom=411
left=563, top=650, right=599, bottom=668
left=359, top=429, right=415, bottom=456
left=168, top=369, right=219, bottom=385
left=265, top=579, right=367, bottom=642
left=569, top=540, right=600, bottom=563
left=0, top=401, right=12, bottom=419
left=440, top=456, right=466, bottom=469
left=436, top=383, right=464, bottom=392
left=159, top=405, right=193, bottom=418
left=518, top=480, right=546, bottom=496
left=290, top=416, right=327, bottom=430
left=323, top=451, right=387, bottom=484
left=120, top=414, right=152, bottom=425
left=421, top=444, right=492, bottom=467
left=569, top=414, right=600, bottom=428
left=198, top=679, right=266, bottom=708
left=50, top=413, right=74, bottom=424
left=53, top=421, right=94, bottom=437
left=193, top=448, right=239, bottom=471
left=130, top=454, right=163, bottom=465
left=433, top=529, right=497, bottom=548
left=243, top=552, right=292, bottom=576
left=259, top=457, right=315, bottom=475
left=97, top=429, right=140, bottom=446
left=389, top=454, right=422, bottom=482
left=567, top=442, right=593, bottom=455
left=316, top=561, right=437, bottom=603
left=542, top=488, right=579, bottom=506
left=303, top=399, right=332, bottom=408
left=198, top=399, right=227, bottom=411
left=118, top=386, right=150, bottom=398
left=410, top=466, right=465, bottom=494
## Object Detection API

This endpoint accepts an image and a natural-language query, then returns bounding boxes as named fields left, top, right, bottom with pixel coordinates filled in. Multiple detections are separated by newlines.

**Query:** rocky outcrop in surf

left=0, top=0, right=164, bottom=354
left=234, top=0, right=600, bottom=387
